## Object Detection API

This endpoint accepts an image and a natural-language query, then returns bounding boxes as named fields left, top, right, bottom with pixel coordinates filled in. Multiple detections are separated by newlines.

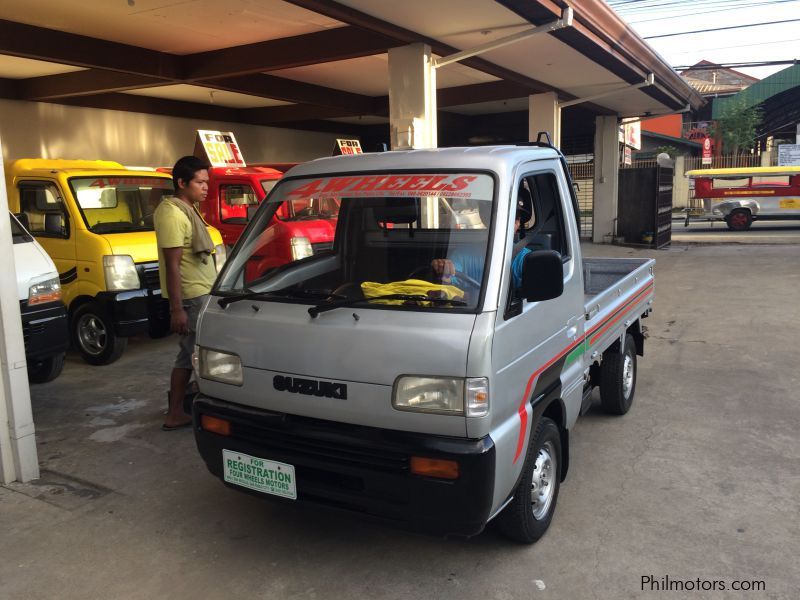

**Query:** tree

left=715, top=99, right=763, bottom=155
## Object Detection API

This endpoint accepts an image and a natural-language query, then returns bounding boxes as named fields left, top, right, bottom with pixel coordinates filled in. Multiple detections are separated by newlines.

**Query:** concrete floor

left=2, top=242, right=798, bottom=600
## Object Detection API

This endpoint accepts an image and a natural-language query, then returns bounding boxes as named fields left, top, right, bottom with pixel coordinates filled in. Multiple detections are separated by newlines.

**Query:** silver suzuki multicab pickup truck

left=192, top=143, right=655, bottom=543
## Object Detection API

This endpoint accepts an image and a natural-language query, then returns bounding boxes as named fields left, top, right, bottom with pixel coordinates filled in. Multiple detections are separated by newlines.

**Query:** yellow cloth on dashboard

left=360, top=279, right=465, bottom=306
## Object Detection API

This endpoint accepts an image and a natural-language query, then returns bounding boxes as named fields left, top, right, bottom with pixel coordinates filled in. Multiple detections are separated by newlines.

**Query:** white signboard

left=196, top=130, right=246, bottom=168
left=618, top=121, right=641, bottom=150
left=336, top=139, right=363, bottom=155
left=777, top=144, right=800, bottom=167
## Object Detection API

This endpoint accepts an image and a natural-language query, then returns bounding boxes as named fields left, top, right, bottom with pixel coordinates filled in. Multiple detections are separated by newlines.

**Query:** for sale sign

left=195, top=130, right=246, bottom=168
left=335, top=139, right=363, bottom=155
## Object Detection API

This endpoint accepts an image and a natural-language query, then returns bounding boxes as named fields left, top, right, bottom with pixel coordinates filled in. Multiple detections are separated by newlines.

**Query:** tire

left=27, top=353, right=65, bottom=384
left=72, top=303, right=127, bottom=365
left=725, top=208, right=752, bottom=231
left=497, top=417, right=561, bottom=544
left=600, top=333, right=637, bottom=415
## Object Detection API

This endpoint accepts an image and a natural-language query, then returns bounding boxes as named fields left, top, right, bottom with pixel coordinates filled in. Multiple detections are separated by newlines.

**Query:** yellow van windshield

left=69, top=176, right=174, bottom=234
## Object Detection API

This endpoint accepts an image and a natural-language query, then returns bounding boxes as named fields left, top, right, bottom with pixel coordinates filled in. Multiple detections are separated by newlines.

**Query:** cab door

left=489, top=166, right=585, bottom=504
left=217, top=180, right=259, bottom=246
left=17, top=180, right=78, bottom=303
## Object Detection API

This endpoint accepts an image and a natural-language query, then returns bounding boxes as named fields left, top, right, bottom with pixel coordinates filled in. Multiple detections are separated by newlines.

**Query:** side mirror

left=14, top=212, right=30, bottom=232
left=521, top=250, right=563, bottom=302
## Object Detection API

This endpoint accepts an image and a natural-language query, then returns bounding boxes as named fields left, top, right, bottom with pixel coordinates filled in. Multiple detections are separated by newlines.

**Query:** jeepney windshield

left=69, top=176, right=174, bottom=234
left=216, top=172, right=495, bottom=312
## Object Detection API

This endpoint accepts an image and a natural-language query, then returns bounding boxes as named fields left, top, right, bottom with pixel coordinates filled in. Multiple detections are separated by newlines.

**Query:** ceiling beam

left=204, top=74, right=376, bottom=113
left=0, top=19, right=179, bottom=79
left=437, top=81, right=535, bottom=107
left=19, top=70, right=168, bottom=101
left=54, top=93, right=241, bottom=122
left=180, top=27, right=396, bottom=80
left=0, top=77, right=22, bottom=100
left=243, top=104, right=366, bottom=124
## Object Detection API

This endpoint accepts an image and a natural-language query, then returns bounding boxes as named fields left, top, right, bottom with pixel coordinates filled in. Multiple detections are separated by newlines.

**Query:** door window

left=220, top=184, right=258, bottom=223
left=19, top=182, right=69, bottom=238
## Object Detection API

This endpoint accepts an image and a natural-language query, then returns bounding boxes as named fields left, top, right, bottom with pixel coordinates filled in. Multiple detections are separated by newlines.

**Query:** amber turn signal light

left=410, top=456, right=459, bottom=480
left=201, top=415, right=231, bottom=436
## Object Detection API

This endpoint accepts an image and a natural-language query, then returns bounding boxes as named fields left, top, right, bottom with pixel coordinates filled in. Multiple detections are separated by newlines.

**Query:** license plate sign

left=222, top=450, right=297, bottom=500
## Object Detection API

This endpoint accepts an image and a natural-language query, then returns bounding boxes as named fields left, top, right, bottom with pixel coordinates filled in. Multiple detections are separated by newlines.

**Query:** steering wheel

left=408, top=266, right=481, bottom=290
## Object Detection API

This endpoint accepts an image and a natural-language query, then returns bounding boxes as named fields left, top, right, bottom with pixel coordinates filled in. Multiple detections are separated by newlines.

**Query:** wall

left=0, top=99, right=349, bottom=166
left=641, top=114, right=682, bottom=138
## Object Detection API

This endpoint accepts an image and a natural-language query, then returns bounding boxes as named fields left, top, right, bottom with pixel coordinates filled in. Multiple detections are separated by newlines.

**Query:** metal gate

left=566, top=155, right=594, bottom=239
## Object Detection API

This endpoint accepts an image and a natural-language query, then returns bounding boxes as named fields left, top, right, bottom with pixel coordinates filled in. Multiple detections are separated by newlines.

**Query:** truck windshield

left=216, top=172, right=495, bottom=312
left=69, top=176, right=174, bottom=234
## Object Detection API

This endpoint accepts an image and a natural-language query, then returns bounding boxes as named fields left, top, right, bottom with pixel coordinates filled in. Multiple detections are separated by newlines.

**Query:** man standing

left=154, top=156, right=216, bottom=430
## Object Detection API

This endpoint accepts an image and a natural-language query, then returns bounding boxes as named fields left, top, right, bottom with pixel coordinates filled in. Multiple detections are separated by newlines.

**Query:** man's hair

left=172, top=155, right=210, bottom=190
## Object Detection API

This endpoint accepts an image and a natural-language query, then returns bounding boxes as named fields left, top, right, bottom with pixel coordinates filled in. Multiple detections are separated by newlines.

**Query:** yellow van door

left=18, top=181, right=78, bottom=300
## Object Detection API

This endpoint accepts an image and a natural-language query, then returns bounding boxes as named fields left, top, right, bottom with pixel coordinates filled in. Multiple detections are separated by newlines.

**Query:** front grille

left=22, top=321, right=44, bottom=352
left=137, top=262, right=160, bottom=290
left=232, top=416, right=410, bottom=475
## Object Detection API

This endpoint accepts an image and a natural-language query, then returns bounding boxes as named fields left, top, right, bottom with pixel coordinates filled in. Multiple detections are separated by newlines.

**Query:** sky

left=606, top=0, right=800, bottom=80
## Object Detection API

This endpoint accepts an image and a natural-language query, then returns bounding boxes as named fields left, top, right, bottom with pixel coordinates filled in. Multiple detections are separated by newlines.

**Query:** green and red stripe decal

left=512, top=280, right=653, bottom=463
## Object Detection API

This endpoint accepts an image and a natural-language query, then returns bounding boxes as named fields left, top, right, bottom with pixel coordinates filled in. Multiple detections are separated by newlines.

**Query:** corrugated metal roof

left=712, top=64, right=800, bottom=118
left=682, top=76, right=746, bottom=96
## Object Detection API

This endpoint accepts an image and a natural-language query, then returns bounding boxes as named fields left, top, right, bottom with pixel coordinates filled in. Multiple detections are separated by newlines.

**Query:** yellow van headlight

left=103, top=255, right=140, bottom=291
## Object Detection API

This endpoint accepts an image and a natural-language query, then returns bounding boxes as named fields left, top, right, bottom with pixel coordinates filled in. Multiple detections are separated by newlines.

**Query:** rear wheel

left=600, top=334, right=637, bottom=415
left=72, top=303, right=127, bottom=365
left=725, top=208, right=752, bottom=231
left=27, top=353, right=65, bottom=384
left=497, top=417, right=561, bottom=543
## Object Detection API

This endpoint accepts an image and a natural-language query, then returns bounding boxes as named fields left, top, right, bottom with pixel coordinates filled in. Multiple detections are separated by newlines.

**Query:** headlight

left=290, top=236, right=313, bottom=260
left=214, top=244, right=227, bottom=274
left=393, top=376, right=490, bottom=416
left=198, top=347, right=243, bottom=386
left=103, top=255, right=140, bottom=291
left=28, top=277, right=62, bottom=305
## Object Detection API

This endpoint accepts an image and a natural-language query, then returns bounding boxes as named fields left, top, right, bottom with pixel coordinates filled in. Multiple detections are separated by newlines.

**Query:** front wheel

left=600, top=333, right=637, bottom=415
left=27, top=353, right=65, bottom=384
left=725, top=208, right=752, bottom=231
left=497, top=417, right=561, bottom=543
left=72, top=303, right=127, bottom=365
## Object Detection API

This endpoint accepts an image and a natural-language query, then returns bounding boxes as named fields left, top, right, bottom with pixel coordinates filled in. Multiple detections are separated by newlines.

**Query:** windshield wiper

left=217, top=288, right=272, bottom=308
left=218, top=288, right=344, bottom=308
left=308, top=294, right=466, bottom=318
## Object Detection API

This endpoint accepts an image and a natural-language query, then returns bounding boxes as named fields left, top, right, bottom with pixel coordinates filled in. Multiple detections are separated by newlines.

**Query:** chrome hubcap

left=530, top=440, right=556, bottom=520
left=78, top=314, right=107, bottom=355
left=622, top=354, right=634, bottom=399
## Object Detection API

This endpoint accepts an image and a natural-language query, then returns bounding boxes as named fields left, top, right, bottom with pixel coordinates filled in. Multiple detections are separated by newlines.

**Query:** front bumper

left=20, top=300, right=69, bottom=361
left=95, top=289, right=169, bottom=338
left=193, top=395, right=496, bottom=537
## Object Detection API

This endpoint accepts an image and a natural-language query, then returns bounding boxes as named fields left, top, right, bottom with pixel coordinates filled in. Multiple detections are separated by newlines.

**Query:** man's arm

left=163, top=246, right=188, bottom=335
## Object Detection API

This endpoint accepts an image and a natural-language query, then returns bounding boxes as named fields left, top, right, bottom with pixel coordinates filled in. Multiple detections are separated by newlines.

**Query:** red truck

left=160, top=164, right=339, bottom=276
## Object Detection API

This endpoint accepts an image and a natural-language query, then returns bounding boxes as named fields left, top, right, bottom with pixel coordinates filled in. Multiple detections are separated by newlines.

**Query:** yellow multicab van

left=5, top=159, right=225, bottom=365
